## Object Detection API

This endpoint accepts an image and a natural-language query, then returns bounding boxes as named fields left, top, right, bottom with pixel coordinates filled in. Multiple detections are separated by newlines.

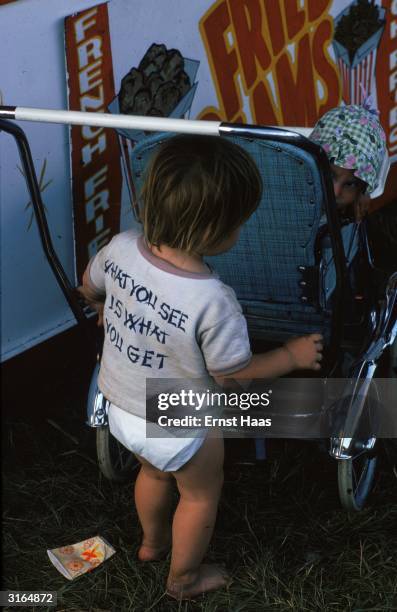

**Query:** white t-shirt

left=88, top=230, right=252, bottom=417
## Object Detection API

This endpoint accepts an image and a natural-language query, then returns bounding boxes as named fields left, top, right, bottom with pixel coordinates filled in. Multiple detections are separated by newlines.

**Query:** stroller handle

left=0, top=117, right=94, bottom=341
left=0, top=105, right=314, bottom=138
left=0, top=105, right=221, bottom=135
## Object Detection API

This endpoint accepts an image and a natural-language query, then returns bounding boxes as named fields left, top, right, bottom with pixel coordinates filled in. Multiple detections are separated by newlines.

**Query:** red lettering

left=276, top=34, right=317, bottom=125
left=312, top=19, right=340, bottom=115
left=251, top=81, right=278, bottom=124
left=283, top=0, right=306, bottom=39
left=199, top=109, right=223, bottom=121
left=307, top=0, right=331, bottom=23
left=199, top=0, right=338, bottom=128
left=262, top=0, right=286, bottom=56
left=200, top=1, right=240, bottom=119
left=199, top=108, right=245, bottom=123
left=229, top=0, right=271, bottom=90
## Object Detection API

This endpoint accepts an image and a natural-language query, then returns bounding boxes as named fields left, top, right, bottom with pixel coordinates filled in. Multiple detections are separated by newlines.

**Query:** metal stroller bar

left=0, top=118, right=90, bottom=335
left=0, top=105, right=314, bottom=137
left=0, top=105, right=221, bottom=135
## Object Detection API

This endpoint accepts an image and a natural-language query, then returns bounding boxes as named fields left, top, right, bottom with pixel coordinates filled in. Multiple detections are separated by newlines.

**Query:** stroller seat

left=206, top=134, right=330, bottom=344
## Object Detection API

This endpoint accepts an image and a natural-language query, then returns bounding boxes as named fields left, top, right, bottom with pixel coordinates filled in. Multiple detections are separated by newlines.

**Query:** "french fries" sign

left=65, top=4, right=122, bottom=278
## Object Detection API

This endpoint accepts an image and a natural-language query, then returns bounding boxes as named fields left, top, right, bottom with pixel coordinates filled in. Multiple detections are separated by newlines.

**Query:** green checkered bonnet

left=310, top=105, right=387, bottom=194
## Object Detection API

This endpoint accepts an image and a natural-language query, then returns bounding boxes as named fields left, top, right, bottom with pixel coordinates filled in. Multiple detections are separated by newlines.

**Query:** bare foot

left=137, top=537, right=171, bottom=562
left=166, top=564, right=231, bottom=600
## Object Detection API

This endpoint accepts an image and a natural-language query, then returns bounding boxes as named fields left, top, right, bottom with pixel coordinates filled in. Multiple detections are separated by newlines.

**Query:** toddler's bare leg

left=134, top=455, right=173, bottom=561
left=167, top=434, right=228, bottom=599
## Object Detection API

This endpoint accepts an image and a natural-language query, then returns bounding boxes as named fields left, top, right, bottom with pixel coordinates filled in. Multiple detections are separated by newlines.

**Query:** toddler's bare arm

left=215, top=334, right=323, bottom=384
left=77, top=265, right=106, bottom=326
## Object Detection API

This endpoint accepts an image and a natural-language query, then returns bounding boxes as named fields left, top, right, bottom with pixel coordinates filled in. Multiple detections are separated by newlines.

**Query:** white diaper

left=108, top=403, right=206, bottom=471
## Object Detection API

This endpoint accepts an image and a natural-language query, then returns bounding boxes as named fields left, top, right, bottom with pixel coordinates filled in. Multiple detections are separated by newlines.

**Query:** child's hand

left=283, top=334, right=323, bottom=371
left=91, top=301, right=104, bottom=327
left=77, top=286, right=104, bottom=327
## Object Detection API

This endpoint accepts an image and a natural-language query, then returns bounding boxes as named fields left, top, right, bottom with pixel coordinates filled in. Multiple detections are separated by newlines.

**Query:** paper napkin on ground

left=47, top=536, right=115, bottom=580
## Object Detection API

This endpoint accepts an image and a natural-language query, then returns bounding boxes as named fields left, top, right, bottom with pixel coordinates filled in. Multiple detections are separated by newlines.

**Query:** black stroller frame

left=1, top=108, right=396, bottom=512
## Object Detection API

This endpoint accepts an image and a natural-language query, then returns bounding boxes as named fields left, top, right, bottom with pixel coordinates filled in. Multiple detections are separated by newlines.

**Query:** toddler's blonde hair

left=140, top=135, right=262, bottom=254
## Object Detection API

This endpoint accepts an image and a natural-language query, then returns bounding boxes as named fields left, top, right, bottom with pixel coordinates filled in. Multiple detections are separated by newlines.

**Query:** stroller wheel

left=337, top=450, right=377, bottom=511
left=96, top=426, right=139, bottom=482
left=88, top=362, right=138, bottom=482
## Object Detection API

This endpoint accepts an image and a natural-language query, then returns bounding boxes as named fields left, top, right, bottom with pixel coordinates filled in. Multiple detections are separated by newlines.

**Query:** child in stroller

left=310, top=102, right=388, bottom=221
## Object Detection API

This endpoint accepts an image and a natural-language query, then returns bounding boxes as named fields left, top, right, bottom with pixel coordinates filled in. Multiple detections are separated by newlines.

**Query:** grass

left=3, top=413, right=397, bottom=611
left=2, top=336, right=397, bottom=611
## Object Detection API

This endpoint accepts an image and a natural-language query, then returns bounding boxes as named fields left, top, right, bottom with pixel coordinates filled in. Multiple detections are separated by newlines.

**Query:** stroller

left=1, top=111, right=396, bottom=512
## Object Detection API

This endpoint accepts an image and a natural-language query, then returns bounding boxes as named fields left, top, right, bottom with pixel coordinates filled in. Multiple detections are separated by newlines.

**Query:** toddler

left=79, top=134, right=323, bottom=600
left=310, top=102, right=389, bottom=221
left=310, top=103, right=389, bottom=309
